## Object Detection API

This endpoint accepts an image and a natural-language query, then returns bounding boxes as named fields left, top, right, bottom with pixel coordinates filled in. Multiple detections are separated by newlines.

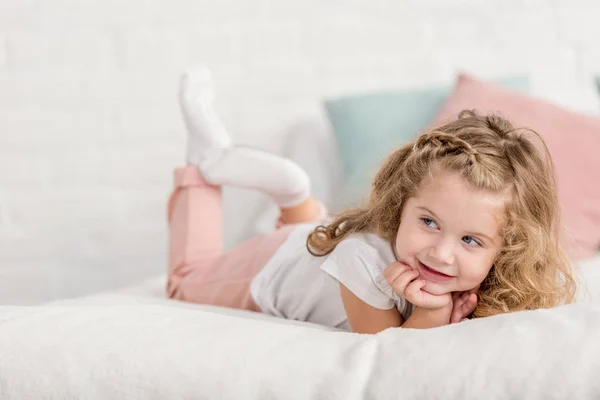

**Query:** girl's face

left=394, top=171, right=505, bottom=295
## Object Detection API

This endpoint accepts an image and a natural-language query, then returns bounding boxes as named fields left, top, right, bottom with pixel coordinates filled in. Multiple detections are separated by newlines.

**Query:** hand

left=384, top=262, right=452, bottom=310
left=450, top=286, right=479, bottom=324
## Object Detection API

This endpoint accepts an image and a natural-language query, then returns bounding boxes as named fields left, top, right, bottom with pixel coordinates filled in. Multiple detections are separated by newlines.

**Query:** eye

left=421, top=217, right=439, bottom=229
left=462, top=235, right=481, bottom=247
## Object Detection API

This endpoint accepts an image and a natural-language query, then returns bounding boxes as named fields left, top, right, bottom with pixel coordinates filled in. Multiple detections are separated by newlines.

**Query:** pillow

left=324, top=77, right=530, bottom=207
left=434, top=74, right=600, bottom=261
left=530, top=76, right=600, bottom=115
left=2, top=298, right=600, bottom=399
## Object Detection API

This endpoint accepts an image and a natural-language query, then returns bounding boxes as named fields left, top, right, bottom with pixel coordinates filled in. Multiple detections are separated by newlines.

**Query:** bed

left=1, top=254, right=599, bottom=399
left=3, top=87, right=600, bottom=399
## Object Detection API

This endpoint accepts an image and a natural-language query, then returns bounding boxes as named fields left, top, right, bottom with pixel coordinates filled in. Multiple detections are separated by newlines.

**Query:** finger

left=461, top=294, right=478, bottom=315
left=384, top=262, right=410, bottom=279
left=391, top=270, right=420, bottom=294
left=468, top=285, right=480, bottom=295
left=384, top=263, right=409, bottom=284
left=451, top=308, right=460, bottom=323
left=420, top=290, right=453, bottom=309
left=460, top=318, right=469, bottom=323
left=451, top=302, right=464, bottom=323
left=451, top=293, right=470, bottom=323
left=452, top=292, right=461, bottom=303
left=466, top=293, right=477, bottom=307
left=454, top=292, right=469, bottom=310
left=404, top=278, right=426, bottom=297
left=389, top=266, right=413, bottom=286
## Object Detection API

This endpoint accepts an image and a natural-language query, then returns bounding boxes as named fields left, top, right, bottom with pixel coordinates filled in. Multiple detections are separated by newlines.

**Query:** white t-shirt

left=250, top=223, right=415, bottom=331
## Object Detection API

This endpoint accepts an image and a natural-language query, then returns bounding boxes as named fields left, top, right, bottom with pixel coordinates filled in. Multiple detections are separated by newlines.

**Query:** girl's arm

left=401, top=306, right=452, bottom=329
left=339, top=283, right=452, bottom=333
left=339, top=283, right=402, bottom=334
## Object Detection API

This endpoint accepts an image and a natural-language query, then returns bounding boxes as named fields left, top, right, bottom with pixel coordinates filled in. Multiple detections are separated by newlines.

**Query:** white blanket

left=1, top=258, right=600, bottom=399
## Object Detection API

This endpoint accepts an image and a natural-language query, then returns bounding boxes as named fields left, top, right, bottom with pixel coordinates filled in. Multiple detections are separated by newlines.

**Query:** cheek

left=394, top=224, right=408, bottom=256
left=460, top=254, right=495, bottom=285
left=395, top=222, right=426, bottom=257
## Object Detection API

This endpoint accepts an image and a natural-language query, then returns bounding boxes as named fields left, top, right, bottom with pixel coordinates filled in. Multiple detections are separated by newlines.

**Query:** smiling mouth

left=418, top=261, right=454, bottom=281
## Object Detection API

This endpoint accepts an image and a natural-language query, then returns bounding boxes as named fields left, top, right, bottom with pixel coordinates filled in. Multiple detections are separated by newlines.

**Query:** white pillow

left=1, top=254, right=597, bottom=399
left=2, top=283, right=600, bottom=399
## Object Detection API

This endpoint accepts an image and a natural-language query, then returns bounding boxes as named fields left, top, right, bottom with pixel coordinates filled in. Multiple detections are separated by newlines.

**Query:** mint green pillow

left=324, top=77, right=530, bottom=206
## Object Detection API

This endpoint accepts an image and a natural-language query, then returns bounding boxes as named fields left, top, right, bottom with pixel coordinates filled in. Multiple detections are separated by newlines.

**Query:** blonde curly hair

left=307, top=110, right=576, bottom=317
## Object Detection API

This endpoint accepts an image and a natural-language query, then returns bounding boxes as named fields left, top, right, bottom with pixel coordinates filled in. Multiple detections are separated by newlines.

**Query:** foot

left=179, top=65, right=311, bottom=208
left=179, top=64, right=232, bottom=166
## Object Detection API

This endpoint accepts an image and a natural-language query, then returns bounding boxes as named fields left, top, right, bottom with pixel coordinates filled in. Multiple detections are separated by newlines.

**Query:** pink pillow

left=434, top=74, right=600, bottom=261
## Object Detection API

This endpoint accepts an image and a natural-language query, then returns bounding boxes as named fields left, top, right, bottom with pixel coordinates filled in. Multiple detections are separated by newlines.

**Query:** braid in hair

left=412, top=131, right=481, bottom=166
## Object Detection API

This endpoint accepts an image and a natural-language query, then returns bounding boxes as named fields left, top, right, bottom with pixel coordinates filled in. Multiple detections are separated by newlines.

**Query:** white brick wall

left=1, top=0, right=599, bottom=304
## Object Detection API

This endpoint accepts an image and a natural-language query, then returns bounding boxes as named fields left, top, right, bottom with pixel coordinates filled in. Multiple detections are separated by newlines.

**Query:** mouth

left=417, top=260, right=455, bottom=282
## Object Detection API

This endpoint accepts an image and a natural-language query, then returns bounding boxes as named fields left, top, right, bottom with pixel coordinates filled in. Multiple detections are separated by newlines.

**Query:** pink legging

left=167, top=166, right=297, bottom=311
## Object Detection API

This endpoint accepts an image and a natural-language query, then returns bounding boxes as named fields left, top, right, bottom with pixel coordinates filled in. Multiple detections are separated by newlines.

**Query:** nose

left=429, top=237, right=455, bottom=265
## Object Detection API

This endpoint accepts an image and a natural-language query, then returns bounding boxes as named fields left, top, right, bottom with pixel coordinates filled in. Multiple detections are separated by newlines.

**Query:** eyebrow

left=416, top=206, right=495, bottom=243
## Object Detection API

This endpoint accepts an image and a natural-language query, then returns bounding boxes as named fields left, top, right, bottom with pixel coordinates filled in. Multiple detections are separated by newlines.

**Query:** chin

left=421, top=282, right=452, bottom=296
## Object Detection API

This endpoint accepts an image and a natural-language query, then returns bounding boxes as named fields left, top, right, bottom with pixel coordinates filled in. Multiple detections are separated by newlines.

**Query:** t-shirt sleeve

left=320, top=238, right=394, bottom=310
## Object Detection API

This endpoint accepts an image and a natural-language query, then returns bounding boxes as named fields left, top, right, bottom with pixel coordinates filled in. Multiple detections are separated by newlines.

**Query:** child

left=167, top=65, right=576, bottom=333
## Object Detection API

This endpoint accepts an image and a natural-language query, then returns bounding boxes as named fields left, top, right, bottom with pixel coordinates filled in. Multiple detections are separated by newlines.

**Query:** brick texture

left=0, top=0, right=599, bottom=304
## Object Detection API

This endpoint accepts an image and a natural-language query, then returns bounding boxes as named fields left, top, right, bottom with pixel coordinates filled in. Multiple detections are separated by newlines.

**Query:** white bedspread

left=1, top=257, right=599, bottom=399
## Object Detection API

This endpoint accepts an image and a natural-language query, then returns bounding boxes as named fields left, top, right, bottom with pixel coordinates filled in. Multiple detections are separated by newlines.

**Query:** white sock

left=179, top=64, right=232, bottom=166
left=201, top=146, right=311, bottom=208
left=179, top=65, right=310, bottom=208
